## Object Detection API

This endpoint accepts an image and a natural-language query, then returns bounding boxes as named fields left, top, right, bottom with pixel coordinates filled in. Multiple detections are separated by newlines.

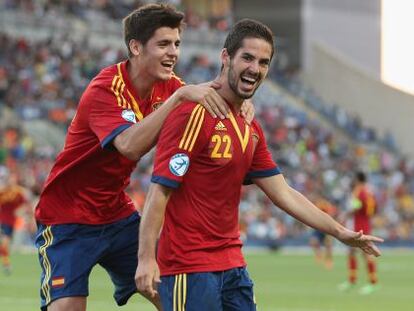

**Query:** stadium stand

left=0, top=2, right=413, bottom=253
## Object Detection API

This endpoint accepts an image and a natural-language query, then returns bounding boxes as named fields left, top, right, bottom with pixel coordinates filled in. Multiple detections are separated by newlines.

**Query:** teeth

left=241, top=76, right=256, bottom=83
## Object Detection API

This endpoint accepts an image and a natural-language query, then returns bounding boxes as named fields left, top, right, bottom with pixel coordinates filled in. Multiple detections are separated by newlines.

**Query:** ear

left=221, top=48, right=230, bottom=69
left=129, top=39, right=143, bottom=57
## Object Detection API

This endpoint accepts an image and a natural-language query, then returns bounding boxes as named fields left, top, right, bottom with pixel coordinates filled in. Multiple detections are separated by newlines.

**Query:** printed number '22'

left=211, top=135, right=232, bottom=158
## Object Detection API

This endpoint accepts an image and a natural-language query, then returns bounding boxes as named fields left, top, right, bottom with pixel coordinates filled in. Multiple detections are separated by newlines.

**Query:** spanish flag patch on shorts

left=51, top=276, right=65, bottom=288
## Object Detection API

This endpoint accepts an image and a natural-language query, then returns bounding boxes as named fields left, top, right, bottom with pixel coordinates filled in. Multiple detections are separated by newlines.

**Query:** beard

left=227, top=60, right=261, bottom=99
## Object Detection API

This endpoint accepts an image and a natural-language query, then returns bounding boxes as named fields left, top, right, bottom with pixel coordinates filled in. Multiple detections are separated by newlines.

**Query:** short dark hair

left=355, top=171, right=367, bottom=183
left=223, top=18, right=275, bottom=59
left=123, top=4, right=185, bottom=57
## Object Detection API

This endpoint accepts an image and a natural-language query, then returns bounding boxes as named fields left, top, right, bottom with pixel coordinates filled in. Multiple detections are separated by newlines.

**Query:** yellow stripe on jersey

left=126, top=89, right=143, bottom=121
left=179, top=104, right=205, bottom=152
left=228, top=111, right=250, bottom=152
left=111, top=76, right=122, bottom=107
left=39, top=226, right=54, bottom=305
left=173, top=274, right=187, bottom=311
left=119, top=80, right=130, bottom=109
left=172, top=72, right=186, bottom=85
left=188, top=108, right=205, bottom=152
left=115, top=62, right=144, bottom=121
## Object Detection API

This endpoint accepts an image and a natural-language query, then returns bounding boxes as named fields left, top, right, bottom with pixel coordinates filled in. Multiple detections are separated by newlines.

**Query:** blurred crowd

left=275, top=74, right=399, bottom=152
left=1, top=5, right=414, bottom=251
left=2, top=0, right=233, bottom=31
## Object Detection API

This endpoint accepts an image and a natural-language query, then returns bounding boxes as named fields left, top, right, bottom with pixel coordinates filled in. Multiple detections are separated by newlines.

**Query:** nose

left=167, top=44, right=179, bottom=57
left=248, top=61, right=260, bottom=75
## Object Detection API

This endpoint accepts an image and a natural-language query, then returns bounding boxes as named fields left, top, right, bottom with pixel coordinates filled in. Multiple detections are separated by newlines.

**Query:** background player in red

left=33, top=4, right=258, bottom=311
left=136, top=19, right=383, bottom=310
left=0, top=166, right=30, bottom=275
left=338, top=171, right=379, bottom=294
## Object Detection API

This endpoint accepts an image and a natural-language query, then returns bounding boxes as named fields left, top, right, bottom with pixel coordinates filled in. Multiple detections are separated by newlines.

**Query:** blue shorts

left=312, top=230, right=326, bottom=244
left=35, top=212, right=140, bottom=310
left=0, top=223, right=14, bottom=237
left=159, top=267, right=256, bottom=311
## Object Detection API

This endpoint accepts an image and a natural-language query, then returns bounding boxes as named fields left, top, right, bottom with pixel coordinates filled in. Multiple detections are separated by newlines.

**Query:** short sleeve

left=87, top=84, right=135, bottom=149
left=244, top=120, right=281, bottom=185
left=151, top=103, right=207, bottom=189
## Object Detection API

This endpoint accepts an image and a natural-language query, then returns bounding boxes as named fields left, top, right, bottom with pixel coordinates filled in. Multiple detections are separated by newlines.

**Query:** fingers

left=357, top=234, right=383, bottom=257
left=136, top=267, right=160, bottom=298
left=137, top=275, right=158, bottom=298
left=209, top=80, right=222, bottom=90
left=362, top=234, right=384, bottom=243
left=200, top=98, right=217, bottom=119
left=360, top=242, right=381, bottom=257
left=202, top=89, right=229, bottom=119
left=240, top=100, right=255, bottom=124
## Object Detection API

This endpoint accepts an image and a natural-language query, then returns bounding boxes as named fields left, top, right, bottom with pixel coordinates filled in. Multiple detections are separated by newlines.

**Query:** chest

left=137, top=85, right=172, bottom=118
left=199, top=118, right=258, bottom=172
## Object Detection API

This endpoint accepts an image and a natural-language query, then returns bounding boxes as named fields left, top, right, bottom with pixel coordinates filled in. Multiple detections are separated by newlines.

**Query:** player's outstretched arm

left=114, top=82, right=228, bottom=161
left=253, top=174, right=384, bottom=257
left=136, top=183, right=172, bottom=298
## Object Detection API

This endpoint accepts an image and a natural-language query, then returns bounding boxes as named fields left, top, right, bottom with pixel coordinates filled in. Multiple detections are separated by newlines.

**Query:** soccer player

left=136, top=19, right=383, bottom=310
left=309, top=195, right=337, bottom=269
left=338, top=171, right=379, bottom=294
left=0, top=166, right=30, bottom=275
left=34, top=4, right=254, bottom=311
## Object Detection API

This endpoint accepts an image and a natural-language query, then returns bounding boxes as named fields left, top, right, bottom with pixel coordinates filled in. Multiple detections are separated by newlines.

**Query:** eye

left=260, top=59, right=270, bottom=67
left=175, top=41, right=181, bottom=47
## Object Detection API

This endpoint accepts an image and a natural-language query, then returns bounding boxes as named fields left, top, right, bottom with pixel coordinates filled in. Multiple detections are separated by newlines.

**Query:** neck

left=127, top=58, right=155, bottom=99
left=215, top=75, right=244, bottom=114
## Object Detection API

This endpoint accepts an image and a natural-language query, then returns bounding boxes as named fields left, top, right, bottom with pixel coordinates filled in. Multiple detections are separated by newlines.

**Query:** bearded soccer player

left=136, top=19, right=383, bottom=310
left=32, top=3, right=256, bottom=311
left=338, top=171, right=379, bottom=294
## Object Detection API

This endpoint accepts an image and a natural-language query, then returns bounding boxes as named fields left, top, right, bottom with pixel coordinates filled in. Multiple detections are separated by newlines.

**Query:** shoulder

left=87, top=63, right=118, bottom=91
left=155, top=73, right=185, bottom=95
left=250, top=119, right=265, bottom=136
left=170, top=73, right=185, bottom=87
left=164, top=101, right=215, bottom=130
left=81, top=63, right=119, bottom=103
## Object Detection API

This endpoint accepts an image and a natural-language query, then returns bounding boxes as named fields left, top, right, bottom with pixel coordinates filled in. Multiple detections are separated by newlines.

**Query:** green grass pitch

left=0, top=249, right=412, bottom=310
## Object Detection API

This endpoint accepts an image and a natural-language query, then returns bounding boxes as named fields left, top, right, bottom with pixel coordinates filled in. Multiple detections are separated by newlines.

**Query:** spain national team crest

left=121, top=109, right=136, bottom=123
left=169, top=153, right=190, bottom=176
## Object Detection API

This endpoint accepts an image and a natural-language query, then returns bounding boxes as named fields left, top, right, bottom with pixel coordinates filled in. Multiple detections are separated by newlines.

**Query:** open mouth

left=240, top=75, right=258, bottom=86
left=240, top=75, right=258, bottom=85
left=161, top=60, right=175, bottom=70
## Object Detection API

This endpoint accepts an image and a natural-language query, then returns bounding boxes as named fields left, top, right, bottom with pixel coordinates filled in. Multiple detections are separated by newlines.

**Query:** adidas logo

left=215, top=121, right=227, bottom=131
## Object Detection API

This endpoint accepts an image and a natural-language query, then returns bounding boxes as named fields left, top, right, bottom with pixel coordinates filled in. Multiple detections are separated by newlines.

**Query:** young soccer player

left=34, top=4, right=255, bottom=311
left=338, top=171, right=379, bottom=294
left=136, top=19, right=383, bottom=310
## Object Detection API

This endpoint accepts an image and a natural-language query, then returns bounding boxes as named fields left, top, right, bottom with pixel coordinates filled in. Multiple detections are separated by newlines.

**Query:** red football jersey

left=0, top=186, right=26, bottom=227
left=152, top=102, right=280, bottom=276
left=352, top=185, right=376, bottom=234
left=35, top=60, right=184, bottom=225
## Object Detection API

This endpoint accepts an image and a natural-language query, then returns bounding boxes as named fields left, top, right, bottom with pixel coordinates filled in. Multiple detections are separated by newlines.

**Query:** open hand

left=177, top=81, right=229, bottom=119
left=338, top=229, right=384, bottom=257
